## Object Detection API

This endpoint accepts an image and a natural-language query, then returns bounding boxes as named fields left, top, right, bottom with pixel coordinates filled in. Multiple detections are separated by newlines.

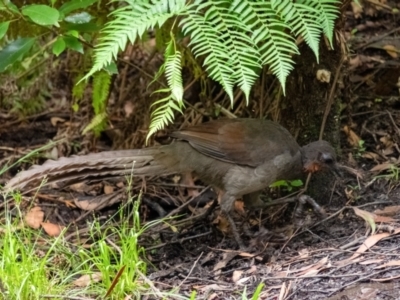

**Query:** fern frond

left=82, top=112, right=107, bottom=135
left=147, top=94, right=183, bottom=141
left=181, top=12, right=235, bottom=101
left=92, top=70, right=111, bottom=114
left=147, top=38, right=184, bottom=141
left=231, top=0, right=298, bottom=91
left=271, top=0, right=322, bottom=61
left=165, top=40, right=184, bottom=102
left=183, top=0, right=261, bottom=102
left=298, top=0, right=340, bottom=47
left=84, top=0, right=187, bottom=80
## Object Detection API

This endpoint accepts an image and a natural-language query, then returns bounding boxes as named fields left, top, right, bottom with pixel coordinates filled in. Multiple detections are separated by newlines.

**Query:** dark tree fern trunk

left=278, top=3, right=350, bottom=204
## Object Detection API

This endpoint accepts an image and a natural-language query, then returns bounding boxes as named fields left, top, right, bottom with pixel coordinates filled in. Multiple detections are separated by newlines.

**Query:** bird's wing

left=170, top=119, right=300, bottom=167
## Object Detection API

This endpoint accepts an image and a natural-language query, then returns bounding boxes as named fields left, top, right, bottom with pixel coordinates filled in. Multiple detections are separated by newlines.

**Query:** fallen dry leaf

left=73, top=273, right=102, bottom=287
left=383, top=45, right=398, bottom=58
left=316, top=69, right=331, bottom=83
left=348, top=232, right=390, bottom=261
left=351, top=1, right=363, bottom=18
left=370, top=163, right=395, bottom=173
left=374, top=215, right=395, bottom=223
left=234, top=200, right=245, bottom=215
left=359, top=259, right=383, bottom=265
left=374, top=260, right=400, bottom=269
left=342, top=125, right=361, bottom=147
left=124, top=101, right=134, bottom=117
left=104, top=185, right=114, bottom=194
left=371, top=273, right=400, bottom=282
left=374, top=206, right=400, bottom=216
left=213, top=252, right=237, bottom=272
left=41, top=222, right=65, bottom=237
left=232, top=270, right=243, bottom=283
left=197, top=284, right=230, bottom=292
left=50, top=117, right=65, bottom=127
left=247, top=265, right=257, bottom=274
left=294, top=257, right=328, bottom=276
left=361, top=151, right=380, bottom=160
left=208, top=292, right=218, bottom=300
left=353, top=207, right=376, bottom=234
left=235, top=276, right=251, bottom=285
left=25, top=206, right=44, bottom=229
left=214, top=215, right=230, bottom=234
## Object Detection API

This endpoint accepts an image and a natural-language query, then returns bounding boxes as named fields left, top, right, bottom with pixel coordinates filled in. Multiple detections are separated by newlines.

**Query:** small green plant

left=355, top=139, right=366, bottom=157
left=375, top=164, right=400, bottom=181
left=240, top=282, right=265, bottom=300
left=270, top=179, right=303, bottom=192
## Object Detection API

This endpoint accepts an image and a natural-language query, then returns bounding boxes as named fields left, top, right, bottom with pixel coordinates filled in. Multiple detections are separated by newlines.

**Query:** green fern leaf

left=271, top=0, right=322, bottom=61
left=183, top=0, right=261, bottom=102
left=164, top=40, right=184, bottom=102
left=82, top=112, right=107, bottom=136
left=181, top=13, right=235, bottom=101
left=147, top=38, right=184, bottom=141
left=298, top=0, right=340, bottom=48
left=231, top=0, right=298, bottom=92
left=83, top=0, right=187, bottom=80
left=147, top=95, right=177, bottom=140
left=92, top=70, right=111, bottom=114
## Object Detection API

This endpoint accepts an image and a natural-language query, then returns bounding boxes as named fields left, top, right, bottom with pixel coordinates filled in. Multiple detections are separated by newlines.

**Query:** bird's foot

left=224, top=212, right=246, bottom=249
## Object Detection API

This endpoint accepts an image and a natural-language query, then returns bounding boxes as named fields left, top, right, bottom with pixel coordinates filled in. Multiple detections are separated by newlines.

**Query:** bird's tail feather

left=5, top=148, right=170, bottom=192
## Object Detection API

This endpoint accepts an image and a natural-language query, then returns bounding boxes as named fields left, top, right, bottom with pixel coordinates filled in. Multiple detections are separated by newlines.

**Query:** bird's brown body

left=6, top=118, right=336, bottom=247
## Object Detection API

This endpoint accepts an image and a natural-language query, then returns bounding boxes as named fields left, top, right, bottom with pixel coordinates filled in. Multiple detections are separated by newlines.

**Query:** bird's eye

left=321, top=153, right=334, bottom=164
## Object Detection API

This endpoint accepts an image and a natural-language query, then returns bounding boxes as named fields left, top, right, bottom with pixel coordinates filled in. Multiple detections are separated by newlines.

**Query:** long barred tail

left=5, top=148, right=170, bottom=192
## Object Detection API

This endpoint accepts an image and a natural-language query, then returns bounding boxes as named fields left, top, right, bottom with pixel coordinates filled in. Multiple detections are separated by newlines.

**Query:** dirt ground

left=2, top=2, right=400, bottom=299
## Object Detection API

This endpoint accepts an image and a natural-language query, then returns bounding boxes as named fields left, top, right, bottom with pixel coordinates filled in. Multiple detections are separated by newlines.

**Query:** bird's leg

left=293, top=194, right=327, bottom=226
left=244, top=192, right=326, bottom=221
left=224, top=212, right=245, bottom=249
left=220, top=194, right=245, bottom=249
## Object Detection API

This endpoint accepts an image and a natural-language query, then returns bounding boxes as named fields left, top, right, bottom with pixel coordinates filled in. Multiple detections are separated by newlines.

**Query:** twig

left=319, top=56, right=345, bottom=140
left=178, top=252, right=203, bottom=288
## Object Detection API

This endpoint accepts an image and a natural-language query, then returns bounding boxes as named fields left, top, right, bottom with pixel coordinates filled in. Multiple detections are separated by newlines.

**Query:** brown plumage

left=6, top=118, right=336, bottom=247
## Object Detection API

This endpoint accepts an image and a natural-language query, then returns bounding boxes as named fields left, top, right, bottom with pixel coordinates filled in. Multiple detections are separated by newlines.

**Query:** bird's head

left=301, top=140, right=337, bottom=173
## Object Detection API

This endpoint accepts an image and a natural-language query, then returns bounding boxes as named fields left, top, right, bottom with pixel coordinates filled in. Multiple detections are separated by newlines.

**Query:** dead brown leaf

left=214, top=215, right=230, bottom=234
left=234, top=200, right=245, bottom=215
left=348, top=232, right=390, bottom=261
left=73, top=273, right=102, bottom=287
left=374, top=205, right=400, bottom=216
left=104, top=185, right=114, bottom=194
left=197, top=284, right=230, bottom=292
left=374, top=215, right=395, bottom=223
left=41, top=222, right=65, bottom=237
left=342, top=125, right=361, bottom=147
left=351, top=2, right=363, bottom=18
left=370, top=163, right=395, bottom=173
left=50, top=117, right=65, bottom=127
left=213, top=252, right=237, bottom=271
left=294, top=257, right=329, bottom=276
left=374, top=260, right=400, bottom=269
left=361, top=151, right=380, bottom=160
left=354, top=207, right=376, bottom=234
left=232, top=270, right=243, bottom=283
left=24, top=206, right=44, bottom=229
left=359, top=259, right=383, bottom=265
left=371, top=273, right=400, bottom=282
left=383, top=45, right=398, bottom=58
left=123, top=101, right=134, bottom=117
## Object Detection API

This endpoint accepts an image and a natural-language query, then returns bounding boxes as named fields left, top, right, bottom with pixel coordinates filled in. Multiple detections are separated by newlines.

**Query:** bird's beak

left=330, top=163, right=343, bottom=178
